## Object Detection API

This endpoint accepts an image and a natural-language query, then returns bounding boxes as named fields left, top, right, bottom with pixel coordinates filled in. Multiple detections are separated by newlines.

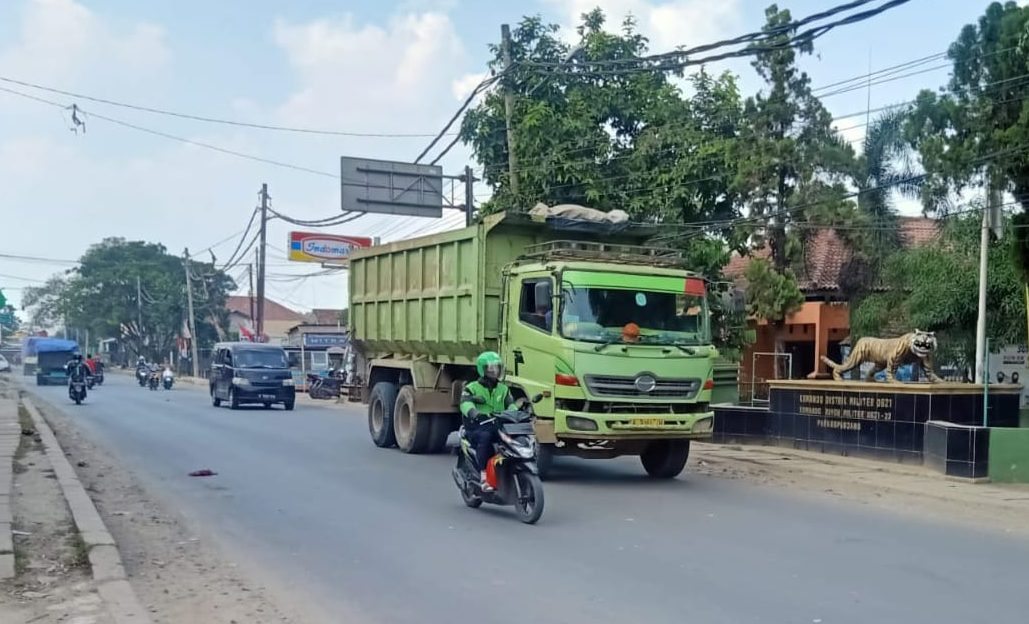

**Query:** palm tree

left=855, top=108, right=920, bottom=264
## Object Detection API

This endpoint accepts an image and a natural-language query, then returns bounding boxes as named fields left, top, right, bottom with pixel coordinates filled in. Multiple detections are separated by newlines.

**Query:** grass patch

left=66, top=530, right=90, bottom=569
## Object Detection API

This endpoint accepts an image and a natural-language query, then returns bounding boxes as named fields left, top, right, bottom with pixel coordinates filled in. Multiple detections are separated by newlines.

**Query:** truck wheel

left=640, top=440, right=691, bottom=479
left=536, top=443, right=555, bottom=480
left=426, top=414, right=454, bottom=454
left=368, top=382, right=398, bottom=448
left=394, top=385, right=431, bottom=454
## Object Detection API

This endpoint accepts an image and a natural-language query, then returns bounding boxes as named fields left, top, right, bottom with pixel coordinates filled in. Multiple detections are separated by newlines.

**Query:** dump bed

left=348, top=212, right=657, bottom=365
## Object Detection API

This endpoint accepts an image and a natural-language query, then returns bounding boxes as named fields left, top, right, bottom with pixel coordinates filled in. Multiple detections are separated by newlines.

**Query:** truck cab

left=501, top=243, right=716, bottom=477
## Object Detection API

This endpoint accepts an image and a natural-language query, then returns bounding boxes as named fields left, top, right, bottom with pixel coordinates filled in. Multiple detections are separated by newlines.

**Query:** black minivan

left=209, top=342, right=296, bottom=410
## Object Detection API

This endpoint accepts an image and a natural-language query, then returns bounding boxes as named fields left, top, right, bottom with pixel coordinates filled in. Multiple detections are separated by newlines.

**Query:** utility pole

left=136, top=275, right=143, bottom=340
left=974, top=173, right=1001, bottom=384
left=463, top=165, right=476, bottom=226
left=256, top=183, right=269, bottom=341
left=248, top=260, right=255, bottom=327
left=500, top=24, right=520, bottom=199
left=183, top=248, right=201, bottom=379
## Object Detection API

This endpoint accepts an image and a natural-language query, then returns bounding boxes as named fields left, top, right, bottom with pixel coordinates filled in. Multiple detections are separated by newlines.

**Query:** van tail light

left=555, top=373, right=580, bottom=386
left=703, top=378, right=715, bottom=390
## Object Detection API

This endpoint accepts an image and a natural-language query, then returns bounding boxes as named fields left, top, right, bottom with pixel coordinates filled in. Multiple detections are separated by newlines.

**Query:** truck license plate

left=631, top=418, right=664, bottom=427
left=259, top=394, right=276, bottom=400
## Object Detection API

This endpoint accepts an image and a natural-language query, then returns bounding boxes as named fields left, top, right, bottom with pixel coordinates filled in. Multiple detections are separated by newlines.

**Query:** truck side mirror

left=531, top=393, right=544, bottom=404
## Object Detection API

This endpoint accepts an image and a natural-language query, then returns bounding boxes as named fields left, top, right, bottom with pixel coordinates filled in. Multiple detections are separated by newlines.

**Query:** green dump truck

left=349, top=211, right=720, bottom=478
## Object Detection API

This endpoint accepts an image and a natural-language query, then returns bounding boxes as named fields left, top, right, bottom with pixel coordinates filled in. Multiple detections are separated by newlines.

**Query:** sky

left=0, top=0, right=999, bottom=315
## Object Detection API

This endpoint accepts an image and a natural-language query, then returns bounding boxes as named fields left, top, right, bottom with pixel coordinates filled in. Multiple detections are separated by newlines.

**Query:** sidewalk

left=0, top=376, right=151, bottom=624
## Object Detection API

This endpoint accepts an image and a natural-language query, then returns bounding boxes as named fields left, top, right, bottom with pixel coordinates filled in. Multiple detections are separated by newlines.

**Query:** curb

left=0, top=398, right=17, bottom=579
left=22, top=397, right=153, bottom=624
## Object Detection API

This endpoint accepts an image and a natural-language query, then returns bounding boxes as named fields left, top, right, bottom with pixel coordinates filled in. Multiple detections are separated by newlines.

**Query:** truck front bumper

left=549, top=409, right=714, bottom=439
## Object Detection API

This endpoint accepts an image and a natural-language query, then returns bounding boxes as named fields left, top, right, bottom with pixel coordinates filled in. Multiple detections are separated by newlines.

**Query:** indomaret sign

left=288, top=231, right=372, bottom=265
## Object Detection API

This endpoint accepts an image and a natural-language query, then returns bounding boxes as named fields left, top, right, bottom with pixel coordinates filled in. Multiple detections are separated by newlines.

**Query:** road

left=26, top=374, right=1029, bottom=624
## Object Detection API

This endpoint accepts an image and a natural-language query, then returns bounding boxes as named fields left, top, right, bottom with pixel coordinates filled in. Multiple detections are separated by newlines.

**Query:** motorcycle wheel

left=514, top=472, right=545, bottom=524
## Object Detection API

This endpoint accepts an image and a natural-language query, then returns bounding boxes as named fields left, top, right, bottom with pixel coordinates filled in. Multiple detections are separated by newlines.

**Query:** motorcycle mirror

left=531, top=393, right=544, bottom=404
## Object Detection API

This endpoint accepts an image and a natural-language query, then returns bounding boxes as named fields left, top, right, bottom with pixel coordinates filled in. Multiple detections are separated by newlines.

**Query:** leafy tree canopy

left=22, top=238, right=235, bottom=359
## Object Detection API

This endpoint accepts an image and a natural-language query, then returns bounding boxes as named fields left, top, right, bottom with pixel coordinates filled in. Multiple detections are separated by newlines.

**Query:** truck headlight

left=232, top=377, right=250, bottom=386
left=567, top=416, right=598, bottom=431
left=692, top=417, right=713, bottom=434
left=282, top=379, right=295, bottom=386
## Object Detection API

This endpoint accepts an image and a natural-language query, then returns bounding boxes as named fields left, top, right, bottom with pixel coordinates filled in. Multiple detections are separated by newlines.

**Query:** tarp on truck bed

left=35, top=339, right=78, bottom=353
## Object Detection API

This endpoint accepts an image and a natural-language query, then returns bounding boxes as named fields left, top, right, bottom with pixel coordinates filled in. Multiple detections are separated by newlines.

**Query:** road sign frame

left=341, top=157, right=443, bottom=217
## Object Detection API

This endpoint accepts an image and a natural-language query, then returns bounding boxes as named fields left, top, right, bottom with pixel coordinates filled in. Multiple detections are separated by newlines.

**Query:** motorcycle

left=68, top=370, right=88, bottom=405
left=136, top=366, right=149, bottom=387
left=162, top=367, right=174, bottom=390
left=94, top=363, right=105, bottom=386
left=147, top=368, right=160, bottom=391
left=451, top=394, right=546, bottom=524
left=307, top=369, right=342, bottom=400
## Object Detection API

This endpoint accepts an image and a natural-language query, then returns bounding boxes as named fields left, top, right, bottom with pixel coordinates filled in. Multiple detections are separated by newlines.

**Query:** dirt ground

left=692, top=442, right=1029, bottom=538
left=0, top=378, right=113, bottom=624
left=32, top=396, right=311, bottom=624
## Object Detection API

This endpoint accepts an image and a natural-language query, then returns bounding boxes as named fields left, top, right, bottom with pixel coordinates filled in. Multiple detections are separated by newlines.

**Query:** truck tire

left=640, top=440, right=691, bottom=479
left=426, top=413, right=454, bottom=454
left=368, top=382, right=399, bottom=448
left=394, top=385, right=432, bottom=454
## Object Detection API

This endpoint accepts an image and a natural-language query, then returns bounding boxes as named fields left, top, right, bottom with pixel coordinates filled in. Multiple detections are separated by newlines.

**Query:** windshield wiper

left=594, top=337, right=622, bottom=352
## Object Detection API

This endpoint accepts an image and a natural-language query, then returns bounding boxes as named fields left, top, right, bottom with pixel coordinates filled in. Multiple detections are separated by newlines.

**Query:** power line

left=0, top=85, right=340, bottom=179
left=218, top=207, right=259, bottom=270
left=520, top=0, right=914, bottom=77
left=0, top=252, right=79, bottom=265
left=0, top=75, right=456, bottom=138
left=414, top=73, right=502, bottom=164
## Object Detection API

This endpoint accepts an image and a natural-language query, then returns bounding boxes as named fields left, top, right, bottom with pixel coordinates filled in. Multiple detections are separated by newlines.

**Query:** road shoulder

left=693, top=442, right=1029, bottom=537
left=24, top=385, right=308, bottom=624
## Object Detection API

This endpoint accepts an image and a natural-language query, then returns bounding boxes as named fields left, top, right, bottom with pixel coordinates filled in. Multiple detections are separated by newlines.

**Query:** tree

left=734, top=4, right=855, bottom=275
left=743, top=258, right=804, bottom=323
left=21, top=276, right=69, bottom=329
left=839, top=108, right=921, bottom=300
left=22, top=238, right=236, bottom=360
left=851, top=212, right=1026, bottom=370
left=461, top=10, right=745, bottom=230
left=906, top=2, right=1029, bottom=212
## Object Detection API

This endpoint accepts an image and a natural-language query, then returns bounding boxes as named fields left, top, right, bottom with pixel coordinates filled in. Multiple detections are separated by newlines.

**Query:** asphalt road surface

left=27, top=375, right=1029, bottom=624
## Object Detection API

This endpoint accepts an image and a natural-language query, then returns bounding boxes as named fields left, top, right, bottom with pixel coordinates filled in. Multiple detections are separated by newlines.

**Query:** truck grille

left=584, top=374, right=700, bottom=399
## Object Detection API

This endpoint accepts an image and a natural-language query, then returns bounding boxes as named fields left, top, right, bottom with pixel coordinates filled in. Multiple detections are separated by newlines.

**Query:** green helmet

left=476, top=351, right=504, bottom=380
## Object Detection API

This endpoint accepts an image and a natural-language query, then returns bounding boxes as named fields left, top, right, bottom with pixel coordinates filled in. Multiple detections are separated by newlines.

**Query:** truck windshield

left=559, top=279, right=710, bottom=346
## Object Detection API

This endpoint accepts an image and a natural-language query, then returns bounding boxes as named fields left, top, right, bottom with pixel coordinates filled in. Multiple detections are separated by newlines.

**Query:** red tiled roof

left=310, top=308, right=345, bottom=325
left=225, top=296, right=307, bottom=322
left=723, top=217, right=940, bottom=292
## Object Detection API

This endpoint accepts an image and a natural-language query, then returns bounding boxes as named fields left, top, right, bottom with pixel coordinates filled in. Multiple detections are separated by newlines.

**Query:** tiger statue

left=820, top=330, right=942, bottom=383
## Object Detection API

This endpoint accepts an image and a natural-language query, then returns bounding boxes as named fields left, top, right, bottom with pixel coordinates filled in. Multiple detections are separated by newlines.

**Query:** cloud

left=0, top=0, right=170, bottom=82
left=451, top=71, right=486, bottom=101
left=272, top=11, right=465, bottom=130
left=544, top=0, right=743, bottom=51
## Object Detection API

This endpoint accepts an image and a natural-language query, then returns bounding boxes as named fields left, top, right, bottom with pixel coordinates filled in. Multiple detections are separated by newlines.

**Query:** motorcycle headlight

left=232, top=377, right=250, bottom=386
left=282, top=379, right=295, bottom=386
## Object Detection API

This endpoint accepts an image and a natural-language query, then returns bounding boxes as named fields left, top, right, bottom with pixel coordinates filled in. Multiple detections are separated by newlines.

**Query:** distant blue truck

left=23, top=338, right=79, bottom=386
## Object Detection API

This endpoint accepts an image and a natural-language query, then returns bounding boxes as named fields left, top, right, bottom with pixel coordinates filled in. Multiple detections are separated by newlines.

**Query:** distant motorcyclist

left=84, top=353, right=97, bottom=375
left=66, top=354, right=90, bottom=381
left=459, top=351, right=514, bottom=491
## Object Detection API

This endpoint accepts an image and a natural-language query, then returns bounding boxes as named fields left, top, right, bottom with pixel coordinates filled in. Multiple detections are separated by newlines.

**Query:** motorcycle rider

left=459, top=351, right=514, bottom=492
left=66, top=354, right=90, bottom=381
